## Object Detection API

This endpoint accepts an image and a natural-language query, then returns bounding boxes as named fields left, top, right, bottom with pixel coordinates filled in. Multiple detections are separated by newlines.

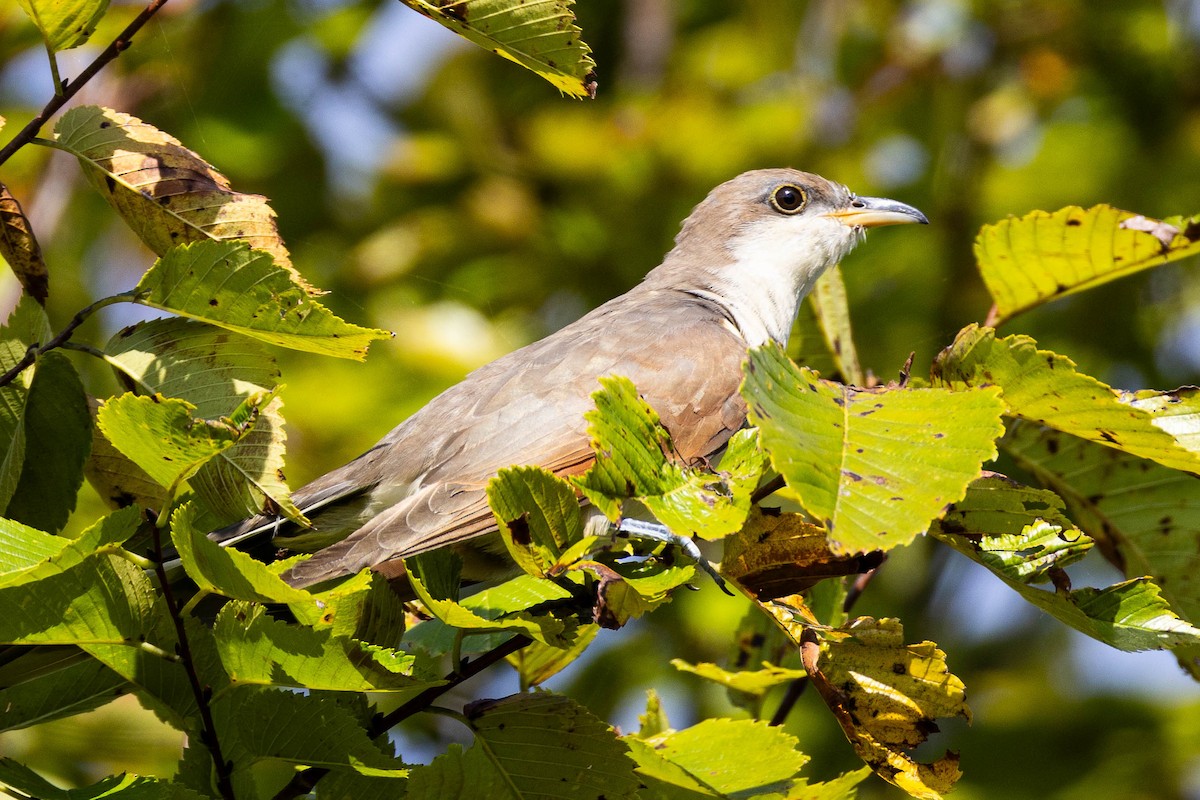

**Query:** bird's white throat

left=705, top=216, right=865, bottom=346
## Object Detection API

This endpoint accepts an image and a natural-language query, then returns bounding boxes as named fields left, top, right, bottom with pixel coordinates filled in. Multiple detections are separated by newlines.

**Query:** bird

left=213, top=168, right=927, bottom=593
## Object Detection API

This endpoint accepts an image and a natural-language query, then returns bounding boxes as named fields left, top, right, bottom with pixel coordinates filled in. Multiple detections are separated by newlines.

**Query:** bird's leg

left=611, top=518, right=733, bottom=595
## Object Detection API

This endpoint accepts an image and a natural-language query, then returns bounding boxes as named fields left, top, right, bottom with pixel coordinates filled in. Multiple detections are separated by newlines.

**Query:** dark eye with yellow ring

left=770, top=184, right=807, bottom=214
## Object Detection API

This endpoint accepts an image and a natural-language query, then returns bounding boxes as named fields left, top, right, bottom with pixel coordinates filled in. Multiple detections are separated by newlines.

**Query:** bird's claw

left=612, top=518, right=734, bottom=596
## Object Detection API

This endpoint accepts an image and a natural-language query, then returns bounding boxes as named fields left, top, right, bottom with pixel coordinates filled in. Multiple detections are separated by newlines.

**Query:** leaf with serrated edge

left=940, top=520, right=1200, bottom=652
left=976, top=204, right=1200, bottom=323
left=96, top=391, right=260, bottom=492
left=105, top=317, right=302, bottom=524
left=488, top=465, right=584, bottom=578
left=935, top=325, right=1200, bottom=475
left=0, top=298, right=53, bottom=512
left=52, top=105, right=309, bottom=287
left=1003, top=423, right=1200, bottom=673
left=744, top=342, right=1005, bottom=555
left=809, top=264, right=863, bottom=384
left=85, top=396, right=169, bottom=511
left=400, top=0, right=597, bottom=99
left=0, top=184, right=47, bottom=302
left=16, top=0, right=109, bottom=51
left=0, top=655, right=128, bottom=733
left=507, top=624, right=599, bottom=687
left=763, top=608, right=965, bottom=800
left=171, top=504, right=324, bottom=626
left=430, top=693, right=640, bottom=800
left=671, top=659, right=805, bottom=696
left=212, top=602, right=425, bottom=693
left=574, top=376, right=764, bottom=539
left=0, top=758, right=209, bottom=800
left=134, top=240, right=390, bottom=361
left=0, top=505, right=138, bottom=589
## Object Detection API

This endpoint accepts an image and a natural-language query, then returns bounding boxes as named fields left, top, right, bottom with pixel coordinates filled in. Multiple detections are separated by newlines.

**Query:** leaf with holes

left=743, top=342, right=1005, bottom=555
left=400, top=0, right=597, bottom=99
left=134, top=240, right=390, bottom=361
left=934, top=325, right=1200, bottom=474
left=976, top=204, right=1200, bottom=323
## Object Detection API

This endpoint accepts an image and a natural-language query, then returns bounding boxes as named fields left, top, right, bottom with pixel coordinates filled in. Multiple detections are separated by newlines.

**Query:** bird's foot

left=611, top=518, right=733, bottom=596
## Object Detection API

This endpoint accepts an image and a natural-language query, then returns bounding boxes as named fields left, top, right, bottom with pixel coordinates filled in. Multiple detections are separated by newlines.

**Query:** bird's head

left=663, top=168, right=928, bottom=344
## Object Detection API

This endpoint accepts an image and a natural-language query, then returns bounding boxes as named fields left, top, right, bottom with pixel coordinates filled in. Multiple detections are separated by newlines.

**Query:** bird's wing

left=282, top=289, right=750, bottom=588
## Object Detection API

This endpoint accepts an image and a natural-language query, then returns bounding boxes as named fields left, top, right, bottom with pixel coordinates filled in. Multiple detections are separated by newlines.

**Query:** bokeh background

left=1, top=1, right=1199, bottom=797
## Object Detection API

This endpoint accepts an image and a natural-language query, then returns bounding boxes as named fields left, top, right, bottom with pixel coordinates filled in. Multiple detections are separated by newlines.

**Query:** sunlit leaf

left=399, top=0, right=597, bottom=99
left=0, top=505, right=138, bottom=589
left=744, top=342, right=1005, bottom=555
left=15, top=0, right=109, bottom=51
left=0, top=757, right=206, bottom=800
left=212, top=602, right=425, bottom=693
left=104, top=317, right=302, bottom=525
left=809, top=264, right=863, bottom=384
left=409, top=693, right=639, bottom=799
left=134, top=240, right=391, bottom=361
left=976, top=204, right=1200, bottom=323
left=0, top=184, right=47, bottom=303
left=0, top=652, right=126, bottom=732
left=52, top=105, right=305, bottom=285
left=488, top=465, right=585, bottom=578
left=506, top=624, right=599, bottom=687
left=96, top=391, right=261, bottom=492
left=934, top=326, right=1200, bottom=474
left=671, top=658, right=805, bottom=696
left=574, top=376, right=765, bottom=539
left=939, top=520, right=1200, bottom=652
left=0, top=298, right=54, bottom=512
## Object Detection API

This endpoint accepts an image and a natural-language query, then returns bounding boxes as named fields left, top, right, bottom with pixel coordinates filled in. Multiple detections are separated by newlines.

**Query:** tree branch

left=0, top=0, right=171, bottom=168
left=272, top=633, right=534, bottom=800
left=0, top=293, right=129, bottom=387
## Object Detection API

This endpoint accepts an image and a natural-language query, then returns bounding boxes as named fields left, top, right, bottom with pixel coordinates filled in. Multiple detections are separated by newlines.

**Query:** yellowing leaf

left=0, top=184, right=47, bottom=303
left=16, top=0, right=109, bottom=51
left=400, top=0, right=597, bottom=99
left=934, top=326, right=1200, bottom=474
left=743, top=342, right=1005, bottom=555
left=809, top=264, right=863, bottom=384
left=671, top=658, right=805, bottom=696
left=52, top=106, right=310, bottom=289
left=976, top=204, right=1200, bottom=324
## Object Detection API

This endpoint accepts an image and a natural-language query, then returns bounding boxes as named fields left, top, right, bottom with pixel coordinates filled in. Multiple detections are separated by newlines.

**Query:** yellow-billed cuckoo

left=213, top=169, right=927, bottom=590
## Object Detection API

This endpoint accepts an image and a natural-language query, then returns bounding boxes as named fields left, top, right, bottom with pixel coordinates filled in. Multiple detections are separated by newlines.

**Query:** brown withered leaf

left=721, top=508, right=883, bottom=600
left=0, top=184, right=48, bottom=303
left=53, top=106, right=318, bottom=294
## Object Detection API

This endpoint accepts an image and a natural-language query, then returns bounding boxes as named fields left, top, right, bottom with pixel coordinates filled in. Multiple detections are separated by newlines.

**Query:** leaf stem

left=0, top=0, right=172, bottom=168
left=271, top=633, right=534, bottom=800
left=0, top=293, right=132, bottom=388
left=150, top=518, right=236, bottom=800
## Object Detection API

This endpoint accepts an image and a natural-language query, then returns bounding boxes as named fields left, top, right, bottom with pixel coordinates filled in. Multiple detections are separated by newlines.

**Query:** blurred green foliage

left=1, top=0, right=1199, bottom=797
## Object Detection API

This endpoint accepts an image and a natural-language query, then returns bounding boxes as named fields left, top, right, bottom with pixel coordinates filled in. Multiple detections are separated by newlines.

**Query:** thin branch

left=751, top=473, right=786, bottom=505
left=0, top=293, right=129, bottom=388
left=151, top=518, right=236, bottom=800
left=768, top=675, right=808, bottom=727
left=272, top=634, right=534, bottom=800
left=0, top=0, right=171, bottom=168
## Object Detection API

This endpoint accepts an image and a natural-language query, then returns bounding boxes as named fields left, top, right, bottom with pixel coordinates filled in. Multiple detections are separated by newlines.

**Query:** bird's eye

left=770, top=184, right=807, bottom=214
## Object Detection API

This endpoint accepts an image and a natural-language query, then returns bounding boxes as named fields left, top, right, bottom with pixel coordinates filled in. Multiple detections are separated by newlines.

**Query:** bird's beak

left=825, top=196, right=929, bottom=228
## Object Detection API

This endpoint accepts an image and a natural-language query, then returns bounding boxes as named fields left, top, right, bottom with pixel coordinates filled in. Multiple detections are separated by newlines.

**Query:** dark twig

left=0, top=0, right=171, bottom=168
left=842, top=558, right=885, bottom=614
left=751, top=473, right=786, bottom=505
left=768, top=674, right=808, bottom=726
left=150, top=520, right=236, bottom=800
left=0, top=293, right=128, bottom=388
left=272, top=633, right=534, bottom=800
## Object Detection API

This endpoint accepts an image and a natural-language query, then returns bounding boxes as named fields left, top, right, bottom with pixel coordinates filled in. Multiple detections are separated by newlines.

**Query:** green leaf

left=84, top=394, right=169, bottom=513
left=408, top=693, right=640, bottom=799
left=0, top=184, right=47, bottom=303
left=212, top=601, right=426, bottom=693
left=934, top=325, right=1200, bottom=474
left=574, top=376, right=765, bottom=539
left=1003, top=423, right=1200, bottom=673
left=15, top=0, right=109, bottom=51
left=939, top=520, right=1200, bottom=652
left=0, top=298, right=54, bottom=512
left=134, top=240, right=390, bottom=360
left=0, top=652, right=126, bottom=732
left=4, top=351, right=91, bottom=533
left=171, top=504, right=324, bottom=626
left=104, top=317, right=302, bottom=525
left=488, top=465, right=585, bottom=577
left=743, top=342, right=1005, bottom=555
left=52, top=105, right=304, bottom=284
left=399, top=0, right=597, bottom=99
left=671, top=659, right=805, bottom=696
left=96, top=391, right=260, bottom=493
left=626, top=717, right=866, bottom=800
left=213, top=685, right=409, bottom=777
left=406, top=551, right=576, bottom=647
left=808, top=265, right=863, bottom=384
left=0, top=505, right=139, bottom=589
left=976, top=204, right=1200, bottom=324
left=506, top=624, right=599, bottom=688
left=0, top=757, right=207, bottom=799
